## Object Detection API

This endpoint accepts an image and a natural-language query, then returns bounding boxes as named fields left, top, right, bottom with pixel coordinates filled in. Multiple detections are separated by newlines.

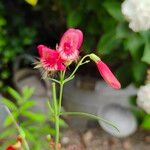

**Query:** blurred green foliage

left=129, top=96, right=150, bottom=130
left=0, top=86, right=67, bottom=149
left=61, top=0, right=150, bottom=87
left=0, top=1, right=36, bottom=92
left=0, top=0, right=150, bottom=91
left=1, top=87, right=52, bottom=149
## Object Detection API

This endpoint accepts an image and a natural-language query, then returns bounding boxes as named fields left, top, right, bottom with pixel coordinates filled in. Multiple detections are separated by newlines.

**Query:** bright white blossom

left=121, top=0, right=150, bottom=32
left=137, top=84, right=150, bottom=114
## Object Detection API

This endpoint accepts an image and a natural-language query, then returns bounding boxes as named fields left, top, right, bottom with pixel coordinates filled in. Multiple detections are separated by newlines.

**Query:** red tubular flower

left=36, top=45, right=66, bottom=72
left=57, top=28, right=83, bottom=62
left=6, top=137, right=22, bottom=150
left=90, top=54, right=121, bottom=89
left=6, top=146, right=15, bottom=150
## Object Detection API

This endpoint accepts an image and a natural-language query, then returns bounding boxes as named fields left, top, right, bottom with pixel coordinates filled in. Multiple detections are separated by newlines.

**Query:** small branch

left=47, top=100, right=54, bottom=114
left=48, top=78, right=60, bottom=84
left=64, top=55, right=90, bottom=83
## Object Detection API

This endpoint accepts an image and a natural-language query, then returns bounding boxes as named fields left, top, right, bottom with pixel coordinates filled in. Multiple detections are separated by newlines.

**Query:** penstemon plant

left=6, top=28, right=121, bottom=150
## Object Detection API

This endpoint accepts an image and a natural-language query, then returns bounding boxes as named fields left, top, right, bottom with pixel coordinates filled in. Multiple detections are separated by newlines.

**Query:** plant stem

left=52, top=82, right=59, bottom=149
left=4, top=106, right=30, bottom=150
left=58, top=71, right=65, bottom=113
left=64, top=54, right=90, bottom=83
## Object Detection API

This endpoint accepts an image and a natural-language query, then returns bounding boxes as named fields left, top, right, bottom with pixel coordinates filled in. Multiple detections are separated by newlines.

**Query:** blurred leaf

left=50, top=117, right=68, bottom=128
left=22, top=111, right=46, bottom=122
left=97, top=30, right=121, bottom=55
left=25, top=0, right=38, bottom=6
left=23, top=128, right=37, bottom=142
left=116, top=63, right=132, bottom=88
left=132, top=61, right=147, bottom=86
left=7, top=87, right=22, bottom=102
left=20, top=101, right=35, bottom=112
left=103, top=1, right=124, bottom=21
left=129, top=95, right=137, bottom=106
left=87, top=17, right=100, bottom=35
left=142, top=42, right=150, bottom=64
left=67, top=10, right=82, bottom=27
left=22, top=86, right=34, bottom=101
left=83, top=36, right=96, bottom=53
left=1, top=97, right=17, bottom=111
left=0, top=17, right=6, bottom=26
left=116, top=23, right=130, bottom=39
left=4, top=111, right=19, bottom=127
left=131, top=107, right=145, bottom=124
left=0, top=128, right=16, bottom=138
left=19, top=127, right=26, bottom=138
left=141, top=114, right=150, bottom=129
left=124, top=34, right=143, bottom=60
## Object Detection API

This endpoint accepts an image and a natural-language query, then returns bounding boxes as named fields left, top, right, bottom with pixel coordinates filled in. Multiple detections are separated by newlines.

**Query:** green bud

left=89, top=53, right=100, bottom=62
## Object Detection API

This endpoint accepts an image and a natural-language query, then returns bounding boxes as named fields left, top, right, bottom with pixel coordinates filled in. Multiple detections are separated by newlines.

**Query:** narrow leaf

left=7, top=87, right=22, bottom=101
left=61, top=111, right=119, bottom=132
left=1, top=97, right=17, bottom=111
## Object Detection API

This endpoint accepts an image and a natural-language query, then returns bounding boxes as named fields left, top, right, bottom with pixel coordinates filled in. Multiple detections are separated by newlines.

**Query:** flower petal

left=96, top=60, right=121, bottom=89
left=57, top=28, right=83, bottom=62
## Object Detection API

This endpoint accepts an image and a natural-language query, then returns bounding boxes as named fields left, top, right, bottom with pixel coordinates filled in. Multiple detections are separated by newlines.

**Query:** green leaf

left=7, top=87, right=22, bottom=102
left=22, top=86, right=34, bottom=101
left=142, top=42, right=150, bottom=64
left=4, top=111, right=19, bottom=127
left=25, top=0, right=38, bottom=6
left=0, top=17, right=6, bottom=26
left=67, top=10, right=82, bottom=27
left=131, top=107, right=145, bottom=124
left=116, top=63, right=132, bottom=88
left=20, top=101, right=36, bottom=112
left=0, top=128, right=16, bottom=138
left=22, top=111, right=46, bottom=122
left=1, top=97, right=17, bottom=111
left=116, top=23, right=130, bottom=39
left=60, top=111, right=119, bottom=132
left=50, top=117, right=68, bottom=128
left=141, top=115, right=150, bottom=129
left=124, top=34, right=143, bottom=60
left=129, top=95, right=137, bottom=106
left=23, top=128, right=37, bottom=142
left=19, top=127, right=26, bottom=138
left=97, top=31, right=121, bottom=55
left=103, top=1, right=124, bottom=21
left=132, top=61, right=147, bottom=86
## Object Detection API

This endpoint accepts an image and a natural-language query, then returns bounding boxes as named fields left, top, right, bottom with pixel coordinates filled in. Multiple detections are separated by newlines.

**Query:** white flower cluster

left=121, top=0, right=150, bottom=32
left=137, top=84, right=150, bottom=114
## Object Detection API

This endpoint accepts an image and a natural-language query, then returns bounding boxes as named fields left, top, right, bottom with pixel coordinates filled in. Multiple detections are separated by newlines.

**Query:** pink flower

left=37, top=45, right=66, bottom=72
left=90, top=54, right=121, bottom=89
left=57, top=28, right=83, bottom=62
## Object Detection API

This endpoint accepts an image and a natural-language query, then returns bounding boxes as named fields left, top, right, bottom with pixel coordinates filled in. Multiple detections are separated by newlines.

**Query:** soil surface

left=61, top=127, right=150, bottom=150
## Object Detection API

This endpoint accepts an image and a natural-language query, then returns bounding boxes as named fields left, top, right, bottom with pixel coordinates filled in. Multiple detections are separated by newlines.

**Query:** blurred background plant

left=61, top=0, right=150, bottom=88
left=0, top=0, right=150, bottom=148
left=0, top=86, right=67, bottom=149
left=0, top=0, right=36, bottom=93
left=1, top=0, right=149, bottom=94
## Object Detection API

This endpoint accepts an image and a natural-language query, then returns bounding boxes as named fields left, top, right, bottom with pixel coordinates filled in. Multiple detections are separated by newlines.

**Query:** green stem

left=60, top=111, right=119, bottom=132
left=52, top=82, right=59, bottom=148
left=58, top=71, right=65, bottom=113
left=4, top=106, right=30, bottom=150
left=64, top=54, right=90, bottom=83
